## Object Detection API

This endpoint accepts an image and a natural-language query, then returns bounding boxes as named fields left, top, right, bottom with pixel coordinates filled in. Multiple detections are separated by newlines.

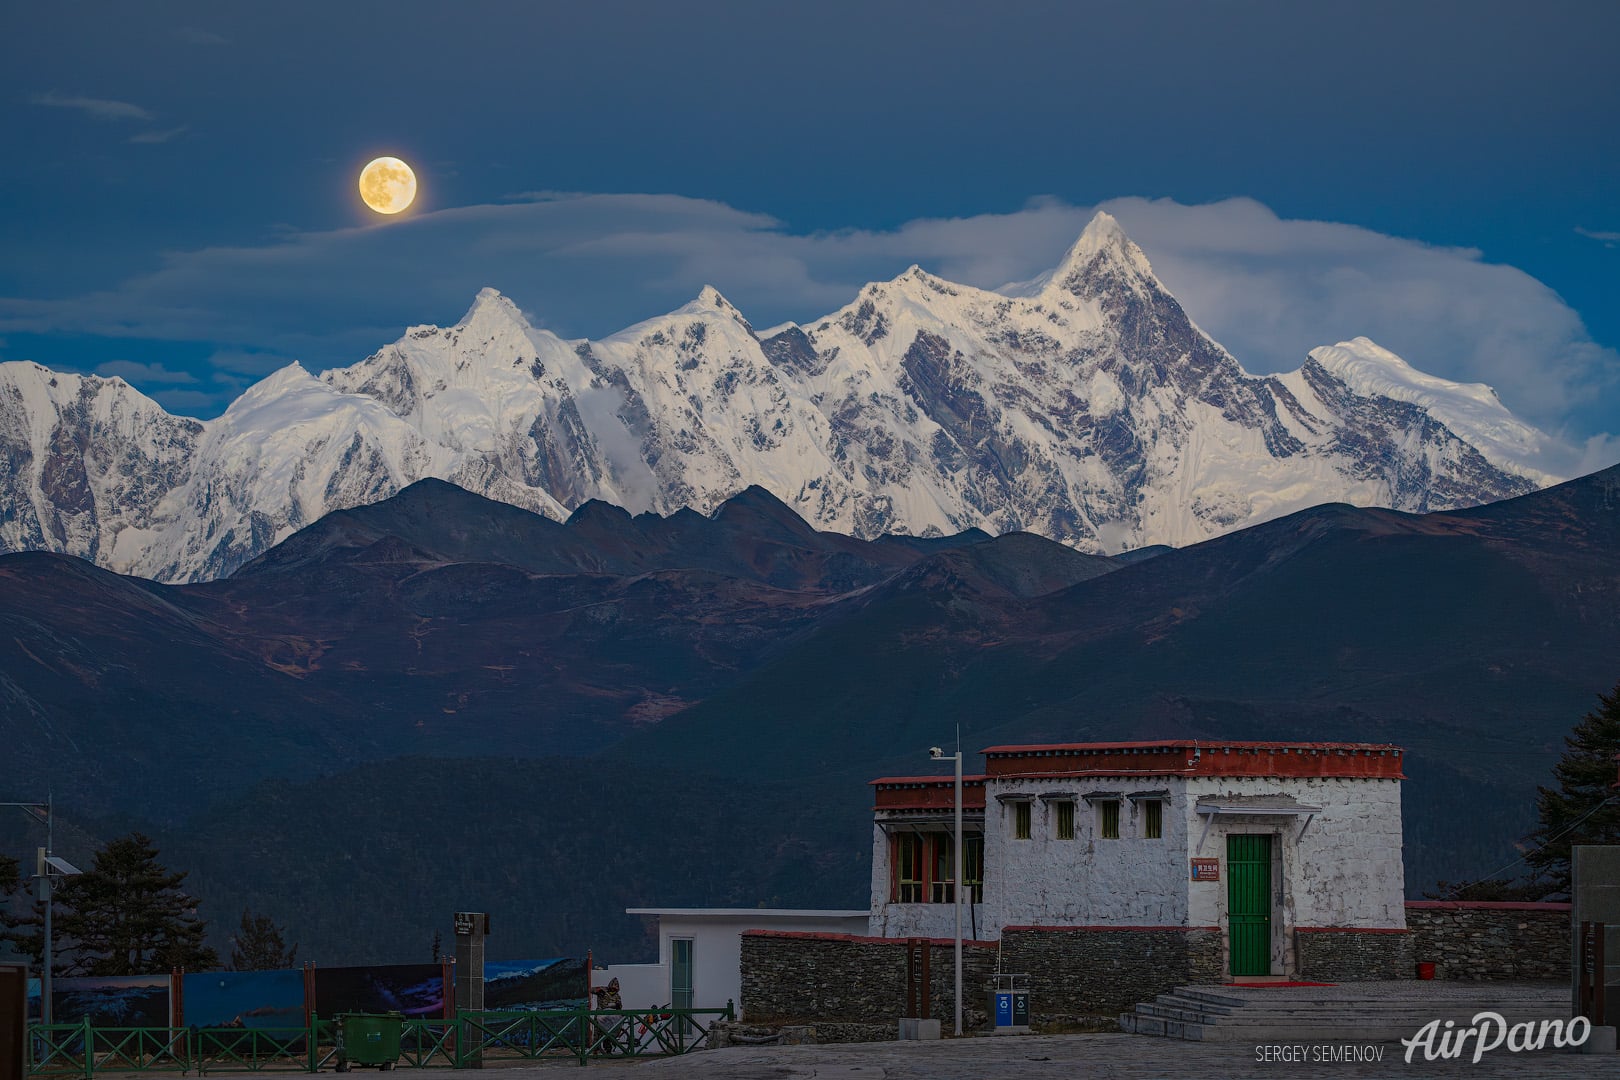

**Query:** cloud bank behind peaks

left=1097, top=198, right=1618, bottom=449
left=0, top=193, right=1613, bottom=473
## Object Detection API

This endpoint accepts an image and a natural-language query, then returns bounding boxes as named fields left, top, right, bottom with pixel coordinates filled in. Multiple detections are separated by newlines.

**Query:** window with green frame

left=963, top=834, right=984, bottom=903
left=1055, top=800, right=1075, bottom=840
left=1013, top=801, right=1031, bottom=840
left=1143, top=799, right=1164, bottom=839
left=930, top=835, right=955, bottom=904
left=894, top=833, right=924, bottom=902
left=1099, top=799, right=1120, bottom=839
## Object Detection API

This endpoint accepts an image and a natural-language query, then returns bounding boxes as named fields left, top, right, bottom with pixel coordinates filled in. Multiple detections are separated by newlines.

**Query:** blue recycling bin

left=991, top=973, right=1030, bottom=1033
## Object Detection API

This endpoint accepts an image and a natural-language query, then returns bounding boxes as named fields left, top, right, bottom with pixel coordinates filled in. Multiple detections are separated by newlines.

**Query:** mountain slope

left=0, top=468, right=1615, bottom=959
left=0, top=215, right=1556, bottom=582
left=0, top=482, right=1094, bottom=821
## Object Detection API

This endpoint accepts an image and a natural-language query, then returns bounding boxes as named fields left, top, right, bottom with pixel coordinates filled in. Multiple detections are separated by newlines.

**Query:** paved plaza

left=397, top=1031, right=1620, bottom=1078
left=363, top=981, right=1620, bottom=1078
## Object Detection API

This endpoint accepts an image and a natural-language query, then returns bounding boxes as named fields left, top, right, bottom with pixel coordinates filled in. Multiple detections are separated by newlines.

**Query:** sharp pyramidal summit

left=0, top=213, right=1557, bottom=582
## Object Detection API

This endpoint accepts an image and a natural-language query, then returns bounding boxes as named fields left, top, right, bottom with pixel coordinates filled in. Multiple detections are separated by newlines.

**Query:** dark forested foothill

left=1, top=467, right=1618, bottom=962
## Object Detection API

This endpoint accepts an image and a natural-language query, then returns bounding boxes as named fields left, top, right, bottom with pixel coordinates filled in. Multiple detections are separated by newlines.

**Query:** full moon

left=358, top=156, right=417, bottom=215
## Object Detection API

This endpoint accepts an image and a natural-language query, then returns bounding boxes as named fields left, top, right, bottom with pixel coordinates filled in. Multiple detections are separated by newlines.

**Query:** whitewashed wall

left=982, top=780, right=1190, bottom=936
left=592, top=961, right=667, bottom=1012
left=1183, top=776, right=1406, bottom=932
left=867, top=771, right=1405, bottom=969
left=867, top=825, right=991, bottom=940
left=615, top=910, right=870, bottom=1019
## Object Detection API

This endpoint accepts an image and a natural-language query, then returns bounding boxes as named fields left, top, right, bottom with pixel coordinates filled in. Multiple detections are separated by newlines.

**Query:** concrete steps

left=1120, top=982, right=1571, bottom=1043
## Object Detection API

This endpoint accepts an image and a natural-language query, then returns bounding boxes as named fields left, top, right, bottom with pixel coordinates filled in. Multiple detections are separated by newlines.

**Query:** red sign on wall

left=1190, top=858, right=1220, bottom=881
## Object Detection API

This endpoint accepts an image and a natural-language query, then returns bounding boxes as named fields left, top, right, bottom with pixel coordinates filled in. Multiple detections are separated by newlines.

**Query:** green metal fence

left=25, top=1006, right=735, bottom=1076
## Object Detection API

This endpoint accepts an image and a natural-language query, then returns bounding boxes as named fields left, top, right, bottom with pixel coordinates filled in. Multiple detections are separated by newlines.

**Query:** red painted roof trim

left=975, top=741, right=1404, bottom=780
left=1404, top=900, right=1572, bottom=912
left=869, top=775, right=989, bottom=786
left=1001, top=924, right=1222, bottom=933
left=981, top=740, right=1403, bottom=754
left=742, top=930, right=997, bottom=947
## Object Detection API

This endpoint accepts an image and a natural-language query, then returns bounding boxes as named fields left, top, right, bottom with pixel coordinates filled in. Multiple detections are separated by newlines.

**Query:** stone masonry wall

left=1295, top=928, right=1414, bottom=981
left=997, top=926, right=1222, bottom=1021
left=740, top=932, right=998, bottom=1028
left=1405, top=901, right=1570, bottom=981
left=741, top=905, right=1568, bottom=1036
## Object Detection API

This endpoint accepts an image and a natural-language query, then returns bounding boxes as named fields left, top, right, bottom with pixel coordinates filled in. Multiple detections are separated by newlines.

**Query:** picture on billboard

left=43, top=976, right=171, bottom=1027
left=485, top=958, right=587, bottom=1010
left=314, top=964, right=445, bottom=1017
left=183, top=969, right=304, bottom=1028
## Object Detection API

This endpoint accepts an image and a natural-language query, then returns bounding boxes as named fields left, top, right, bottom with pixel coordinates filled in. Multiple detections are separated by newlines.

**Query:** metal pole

left=953, top=749, right=962, bottom=1037
left=3, top=800, right=53, bottom=1026
left=41, top=855, right=53, bottom=1027
left=44, top=794, right=53, bottom=1028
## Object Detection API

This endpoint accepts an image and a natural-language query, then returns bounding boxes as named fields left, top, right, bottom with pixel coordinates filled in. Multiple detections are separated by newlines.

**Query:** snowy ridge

left=0, top=361, right=202, bottom=569
left=0, top=213, right=1561, bottom=581
left=1307, top=338, right=1557, bottom=484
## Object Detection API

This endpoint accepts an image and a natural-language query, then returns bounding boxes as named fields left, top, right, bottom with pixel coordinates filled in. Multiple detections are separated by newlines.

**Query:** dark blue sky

left=3, top=2, right=1617, bottom=464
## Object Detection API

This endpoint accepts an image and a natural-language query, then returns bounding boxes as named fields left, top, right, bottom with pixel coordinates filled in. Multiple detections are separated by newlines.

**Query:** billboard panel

left=183, top=969, right=304, bottom=1028
left=485, top=958, right=587, bottom=1011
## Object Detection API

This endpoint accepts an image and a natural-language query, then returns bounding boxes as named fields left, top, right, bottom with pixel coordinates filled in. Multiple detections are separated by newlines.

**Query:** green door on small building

left=1227, top=834, right=1272, bottom=977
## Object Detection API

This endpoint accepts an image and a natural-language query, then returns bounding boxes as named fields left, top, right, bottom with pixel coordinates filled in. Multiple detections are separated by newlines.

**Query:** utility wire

left=1443, top=793, right=1619, bottom=899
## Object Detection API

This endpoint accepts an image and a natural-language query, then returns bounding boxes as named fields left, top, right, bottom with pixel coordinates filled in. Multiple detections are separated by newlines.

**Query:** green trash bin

left=336, top=1012, right=403, bottom=1071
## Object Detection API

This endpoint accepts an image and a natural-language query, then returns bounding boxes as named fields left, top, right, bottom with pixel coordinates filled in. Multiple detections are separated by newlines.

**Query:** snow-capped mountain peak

left=458, top=285, right=524, bottom=323
left=675, top=285, right=752, bottom=329
left=0, top=212, right=1561, bottom=581
left=1042, top=210, right=1160, bottom=301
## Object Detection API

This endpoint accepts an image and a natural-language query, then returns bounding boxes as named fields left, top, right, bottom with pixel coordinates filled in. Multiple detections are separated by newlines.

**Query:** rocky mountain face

left=0, top=214, right=1556, bottom=582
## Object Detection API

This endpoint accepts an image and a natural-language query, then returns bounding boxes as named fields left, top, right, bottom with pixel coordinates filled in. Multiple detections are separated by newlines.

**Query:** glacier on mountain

left=0, top=212, right=1558, bottom=582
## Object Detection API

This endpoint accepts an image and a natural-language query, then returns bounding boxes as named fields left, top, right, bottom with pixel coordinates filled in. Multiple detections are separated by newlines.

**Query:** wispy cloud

left=93, top=360, right=197, bottom=384
left=0, top=193, right=1614, bottom=473
left=1577, top=227, right=1620, bottom=247
left=174, top=26, right=228, bottom=46
left=29, top=91, right=152, bottom=122
left=129, top=126, right=189, bottom=145
left=150, top=387, right=229, bottom=415
left=207, top=349, right=298, bottom=377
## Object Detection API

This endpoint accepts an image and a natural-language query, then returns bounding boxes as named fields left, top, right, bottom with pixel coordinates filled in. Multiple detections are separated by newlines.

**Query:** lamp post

left=928, top=745, right=963, bottom=1036
left=4, top=796, right=78, bottom=1026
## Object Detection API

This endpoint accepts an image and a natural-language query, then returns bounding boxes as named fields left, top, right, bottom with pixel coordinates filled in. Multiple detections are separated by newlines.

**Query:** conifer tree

left=0, top=853, right=43, bottom=966
left=53, top=833, right=218, bottom=975
left=229, top=910, right=297, bottom=971
left=0, top=853, right=23, bottom=954
left=1525, top=683, right=1620, bottom=894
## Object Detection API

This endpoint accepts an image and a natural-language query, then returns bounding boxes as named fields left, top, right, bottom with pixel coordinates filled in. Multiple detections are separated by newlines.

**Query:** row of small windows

left=892, top=833, right=984, bottom=905
left=1013, top=799, right=1162, bottom=841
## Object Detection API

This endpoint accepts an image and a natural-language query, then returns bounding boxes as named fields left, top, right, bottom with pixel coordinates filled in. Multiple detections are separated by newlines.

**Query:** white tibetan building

left=868, top=740, right=1406, bottom=979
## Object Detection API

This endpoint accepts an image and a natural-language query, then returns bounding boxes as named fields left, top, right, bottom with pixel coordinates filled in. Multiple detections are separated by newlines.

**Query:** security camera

left=929, top=747, right=943, bottom=759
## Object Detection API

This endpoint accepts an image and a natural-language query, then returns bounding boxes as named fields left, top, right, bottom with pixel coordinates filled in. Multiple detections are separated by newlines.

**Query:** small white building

left=868, top=740, right=1405, bottom=978
left=601, top=908, right=869, bottom=1018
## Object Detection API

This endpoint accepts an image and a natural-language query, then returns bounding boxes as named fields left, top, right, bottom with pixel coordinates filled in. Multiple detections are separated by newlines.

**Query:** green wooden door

left=1227, top=834, right=1272, bottom=977
left=671, top=938, right=694, bottom=1010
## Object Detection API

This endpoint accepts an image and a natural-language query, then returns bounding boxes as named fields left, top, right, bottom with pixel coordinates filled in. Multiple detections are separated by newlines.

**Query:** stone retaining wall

left=1295, top=928, right=1414, bottom=981
left=744, top=926, right=1221, bottom=1029
left=1405, top=901, right=1570, bottom=980
left=740, top=931, right=998, bottom=1028
left=740, top=904, right=1570, bottom=1032
left=999, top=925, right=1223, bottom=1020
